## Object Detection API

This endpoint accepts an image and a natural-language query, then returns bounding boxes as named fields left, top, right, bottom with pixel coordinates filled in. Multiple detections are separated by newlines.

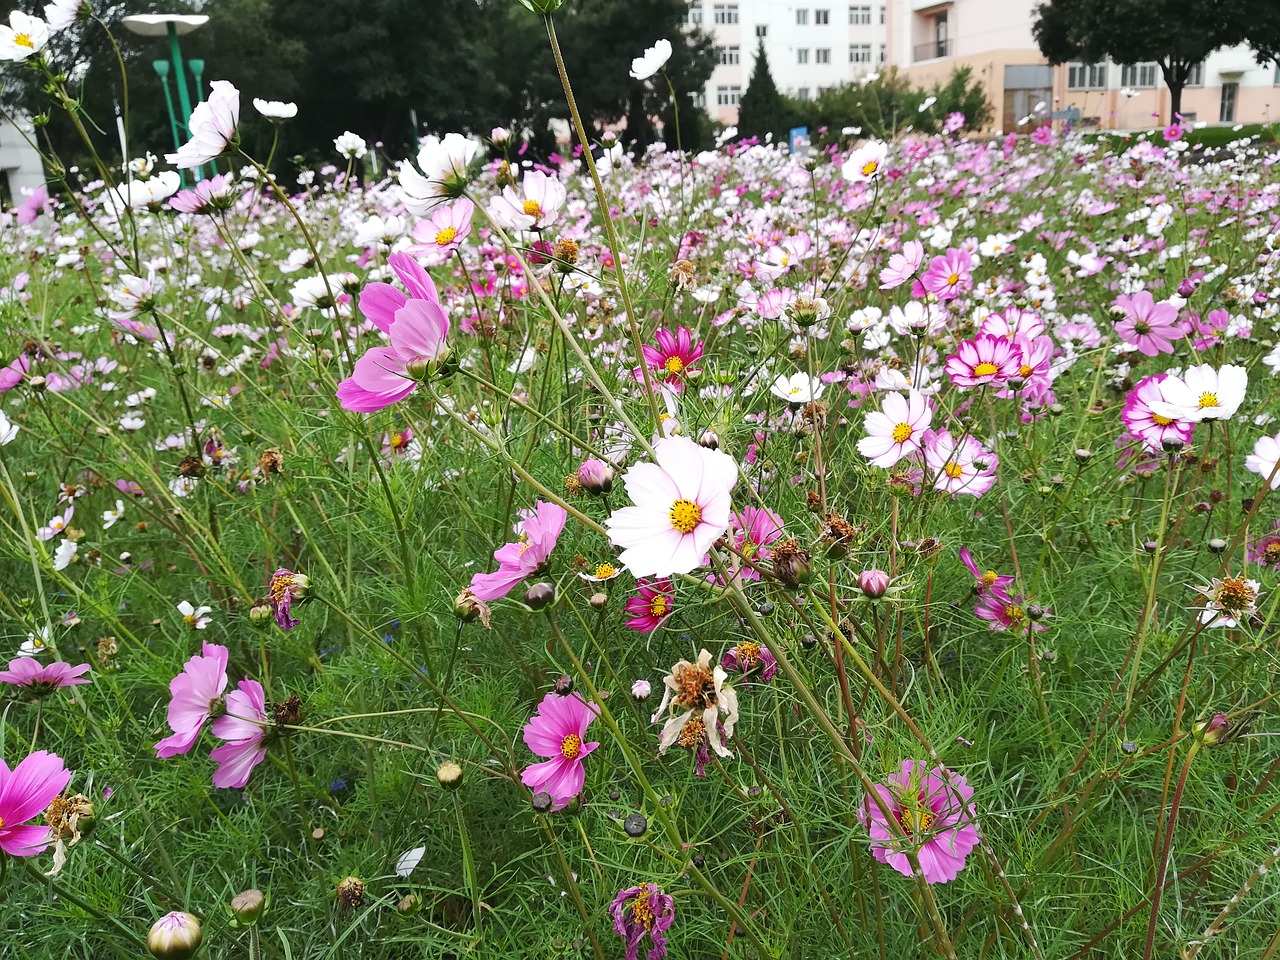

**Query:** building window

left=1219, top=81, right=1237, bottom=122
left=686, top=2, right=702, bottom=25
left=1186, top=62, right=1203, bottom=87
left=756, top=23, right=767, bottom=37
left=1275, top=64, right=1280, bottom=85
left=1120, top=62, right=1157, bottom=88
left=796, top=8, right=808, bottom=25
left=879, top=4, right=885, bottom=24
left=878, top=43, right=886, bottom=63
left=815, top=8, right=829, bottom=24
left=797, top=87, right=811, bottom=100
left=716, top=85, right=742, bottom=106
left=692, top=90, right=707, bottom=108
left=816, top=47, right=831, bottom=64
left=1067, top=62, right=1107, bottom=89
left=718, top=45, right=740, bottom=65
left=712, top=4, right=738, bottom=25
left=797, top=48, right=810, bottom=64
left=850, top=43, right=871, bottom=64
left=849, top=4, right=871, bottom=25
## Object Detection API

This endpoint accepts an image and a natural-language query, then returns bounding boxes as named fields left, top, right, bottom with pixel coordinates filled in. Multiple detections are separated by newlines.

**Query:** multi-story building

left=690, top=1, right=890, bottom=124
left=694, top=1, right=1278, bottom=131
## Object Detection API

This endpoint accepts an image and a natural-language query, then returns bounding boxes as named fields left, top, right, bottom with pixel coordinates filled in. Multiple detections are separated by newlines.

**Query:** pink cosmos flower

left=609, top=883, right=676, bottom=960
left=1247, top=520, right=1280, bottom=567
left=980, top=306, right=1046, bottom=341
left=922, top=429, right=997, bottom=498
left=0, top=354, right=31, bottom=391
left=168, top=173, right=236, bottom=215
left=974, top=587, right=1049, bottom=633
left=1113, top=291, right=1181, bottom=356
left=879, top=240, right=925, bottom=290
left=958, top=546, right=1014, bottom=595
left=0, top=657, right=91, bottom=694
left=721, top=642, right=777, bottom=683
left=470, top=500, right=568, bottom=601
left=0, top=750, right=73, bottom=856
left=1121, top=374, right=1194, bottom=453
left=1164, top=123, right=1183, bottom=141
left=519, top=691, right=599, bottom=810
left=336, top=253, right=451, bottom=412
left=155, top=642, right=229, bottom=758
left=724, top=506, right=784, bottom=582
left=861, top=759, right=979, bottom=884
left=856, top=389, right=932, bottom=468
left=488, top=169, right=566, bottom=231
left=15, top=185, right=53, bottom=225
left=920, top=248, right=973, bottom=301
left=267, top=569, right=309, bottom=631
left=624, top=579, right=675, bottom=632
left=944, top=335, right=1022, bottom=389
left=209, top=678, right=269, bottom=789
left=605, top=436, right=738, bottom=579
left=407, top=197, right=473, bottom=265
left=639, top=326, right=703, bottom=391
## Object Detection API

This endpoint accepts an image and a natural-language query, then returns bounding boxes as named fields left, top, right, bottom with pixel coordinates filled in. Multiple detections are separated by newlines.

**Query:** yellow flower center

left=895, top=806, right=935, bottom=835
left=736, top=641, right=761, bottom=665
left=435, top=226, right=458, bottom=246
left=1197, top=392, right=1219, bottom=409
left=980, top=570, right=998, bottom=587
left=522, top=199, right=543, bottom=220
left=676, top=716, right=706, bottom=748
left=946, top=272, right=960, bottom=286
left=1019, top=364, right=1033, bottom=378
left=650, top=596, right=669, bottom=618
left=943, top=461, right=964, bottom=479
left=891, top=422, right=913, bottom=444
left=669, top=498, right=702, bottom=534
left=183, top=614, right=198, bottom=627
left=861, top=160, right=879, bottom=177
left=594, top=562, right=616, bottom=579
left=631, top=885, right=656, bottom=930
left=1005, top=604, right=1024, bottom=624
left=974, top=362, right=999, bottom=377
left=664, top=356, right=684, bottom=374
left=14, top=32, right=32, bottom=48
left=390, top=432, right=406, bottom=448
left=1152, top=413, right=1174, bottom=426
left=560, top=734, right=582, bottom=760
left=1214, top=576, right=1257, bottom=614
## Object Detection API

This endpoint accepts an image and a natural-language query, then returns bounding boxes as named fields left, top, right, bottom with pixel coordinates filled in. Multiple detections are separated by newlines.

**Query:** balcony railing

left=913, top=39, right=953, bottom=62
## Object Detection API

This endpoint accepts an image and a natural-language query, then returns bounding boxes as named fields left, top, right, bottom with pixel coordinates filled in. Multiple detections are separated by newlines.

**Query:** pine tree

left=737, top=40, right=791, bottom=143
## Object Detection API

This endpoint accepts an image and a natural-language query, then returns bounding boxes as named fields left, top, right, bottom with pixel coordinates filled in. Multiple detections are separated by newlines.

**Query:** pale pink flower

left=857, top=389, right=932, bottom=468
left=154, top=642, right=229, bottom=758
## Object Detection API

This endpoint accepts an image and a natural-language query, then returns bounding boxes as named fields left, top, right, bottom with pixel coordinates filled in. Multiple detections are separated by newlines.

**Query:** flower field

left=2, top=16, right=1280, bottom=959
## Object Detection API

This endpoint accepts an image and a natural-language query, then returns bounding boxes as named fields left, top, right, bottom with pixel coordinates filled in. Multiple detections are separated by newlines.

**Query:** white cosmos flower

left=53, top=538, right=78, bottom=571
left=1245, top=432, right=1280, bottom=489
left=605, top=435, right=738, bottom=578
left=102, top=500, right=125, bottom=528
left=166, top=80, right=240, bottom=169
left=44, top=0, right=81, bottom=32
left=333, top=131, right=367, bottom=159
left=177, top=600, right=213, bottom=629
left=629, top=38, right=672, bottom=81
left=399, top=133, right=480, bottom=215
left=842, top=140, right=888, bottom=182
left=0, top=409, right=17, bottom=445
left=0, top=10, right=50, bottom=61
left=253, top=98, right=298, bottom=121
left=652, top=649, right=739, bottom=758
left=770, top=373, right=824, bottom=404
left=1149, top=363, right=1248, bottom=423
left=20, top=626, right=52, bottom=657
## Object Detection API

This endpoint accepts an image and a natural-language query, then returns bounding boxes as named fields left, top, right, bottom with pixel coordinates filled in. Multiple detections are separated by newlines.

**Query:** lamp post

left=152, top=60, right=181, bottom=159
left=122, top=14, right=209, bottom=183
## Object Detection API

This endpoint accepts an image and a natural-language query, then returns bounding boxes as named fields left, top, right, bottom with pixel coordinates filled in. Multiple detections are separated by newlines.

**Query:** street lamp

left=122, top=13, right=208, bottom=182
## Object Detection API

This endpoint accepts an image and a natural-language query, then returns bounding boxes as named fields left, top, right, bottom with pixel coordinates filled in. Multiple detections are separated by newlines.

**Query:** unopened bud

left=229, top=889, right=266, bottom=926
left=523, top=582, right=556, bottom=610
left=858, top=569, right=890, bottom=598
left=623, top=813, right=648, bottom=837
left=531, top=791, right=554, bottom=813
left=1194, top=713, right=1230, bottom=746
left=396, top=894, right=421, bottom=916
left=248, top=599, right=273, bottom=627
left=589, top=591, right=608, bottom=609
left=1207, top=537, right=1227, bottom=554
left=576, top=458, right=614, bottom=495
left=436, top=761, right=463, bottom=790
left=698, top=429, right=719, bottom=450
left=147, top=912, right=202, bottom=960
left=553, top=675, right=574, bottom=696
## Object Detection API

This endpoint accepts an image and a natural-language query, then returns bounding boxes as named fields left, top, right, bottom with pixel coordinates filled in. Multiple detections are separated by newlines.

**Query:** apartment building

left=693, top=1, right=1278, bottom=131
left=689, top=1, right=890, bottom=124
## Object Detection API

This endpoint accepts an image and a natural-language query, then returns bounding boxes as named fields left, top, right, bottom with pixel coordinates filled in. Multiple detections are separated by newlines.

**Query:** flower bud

left=523, top=582, right=556, bottom=610
left=589, top=592, right=608, bottom=609
left=436, top=760, right=464, bottom=790
left=771, top=539, right=812, bottom=588
left=1207, top=537, right=1227, bottom=554
left=576, top=458, right=614, bottom=495
left=623, top=813, right=648, bottom=837
left=1194, top=713, right=1230, bottom=745
left=531, top=791, right=554, bottom=813
left=631, top=679, right=651, bottom=700
left=147, top=912, right=203, bottom=960
left=490, top=126, right=510, bottom=145
left=248, top=599, right=273, bottom=627
left=553, top=674, right=575, bottom=696
left=396, top=894, right=421, bottom=916
left=857, top=569, right=890, bottom=598
left=1161, top=437, right=1184, bottom=454
left=698, top=429, right=720, bottom=450
left=229, top=889, right=266, bottom=926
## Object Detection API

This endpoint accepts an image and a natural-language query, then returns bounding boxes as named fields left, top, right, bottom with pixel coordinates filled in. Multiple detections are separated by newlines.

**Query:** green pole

left=153, top=59, right=187, bottom=187
left=166, top=22, right=201, bottom=182
left=188, top=58, right=208, bottom=180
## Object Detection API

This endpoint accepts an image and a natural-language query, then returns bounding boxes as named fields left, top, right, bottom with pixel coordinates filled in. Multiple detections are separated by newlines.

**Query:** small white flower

left=631, top=679, right=652, bottom=700
left=770, top=373, right=824, bottom=404
left=842, top=140, right=888, bottom=183
left=334, top=131, right=367, bottom=159
left=102, top=500, right=125, bottom=529
left=0, top=409, right=18, bottom=445
left=396, top=846, right=426, bottom=877
left=629, top=38, right=672, bottom=81
left=253, top=98, right=298, bottom=121
left=0, top=10, right=50, bottom=61
left=177, top=600, right=213, bottom=630
left=53, top=538, right=78, bottom=571
left=19, top=626, right=52, bottom=657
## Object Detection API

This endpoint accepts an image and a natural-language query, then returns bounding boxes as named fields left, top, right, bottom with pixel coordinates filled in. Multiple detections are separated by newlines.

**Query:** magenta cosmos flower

left=609, top=883, right=676, bottom=960
left=944, top=335, right=1022, bottom=389
left=974, top=587, right=1050, bottom=633
left=1112, top=291, right=1182, bottom=356
left=725, top=506, right=784, bottom=582
left=721, top=641, right=777, bottom=683
left=640, top=327, right=703, bottom=391
left=209, top=678, right=269, bottom=789
left=0, top=657, right=91, bottom=695
left=861, top=759, right=978, bottom=884
left=958, top=546, right=1014, bottom=595
left=1121, top=374, right=1194, bottom=453
left=470, top=500, right=568, bottom=602
left=336, top=252, right=450, bottom=413
left=520, top=692, right=599, bottom=810
left=922, top=429, right=998, bottom=498
left=606, top=436, right=738, bottom=579
left=920, top=248, right=974, bottom=300
left=857, top=389, right=932, bottom=468
left=267, top=568, right=310, bottom=631
left=0, top=750, right=73, bottom=856
left=624, top=579, right=674, bottom=632
left=155, top=642, right=229, bottom=758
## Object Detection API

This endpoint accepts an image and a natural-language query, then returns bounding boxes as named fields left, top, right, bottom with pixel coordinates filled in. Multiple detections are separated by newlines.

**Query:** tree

left=1032, top=0, right=1280, bottom=123
left=736, top=40, right=791, bottom=144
